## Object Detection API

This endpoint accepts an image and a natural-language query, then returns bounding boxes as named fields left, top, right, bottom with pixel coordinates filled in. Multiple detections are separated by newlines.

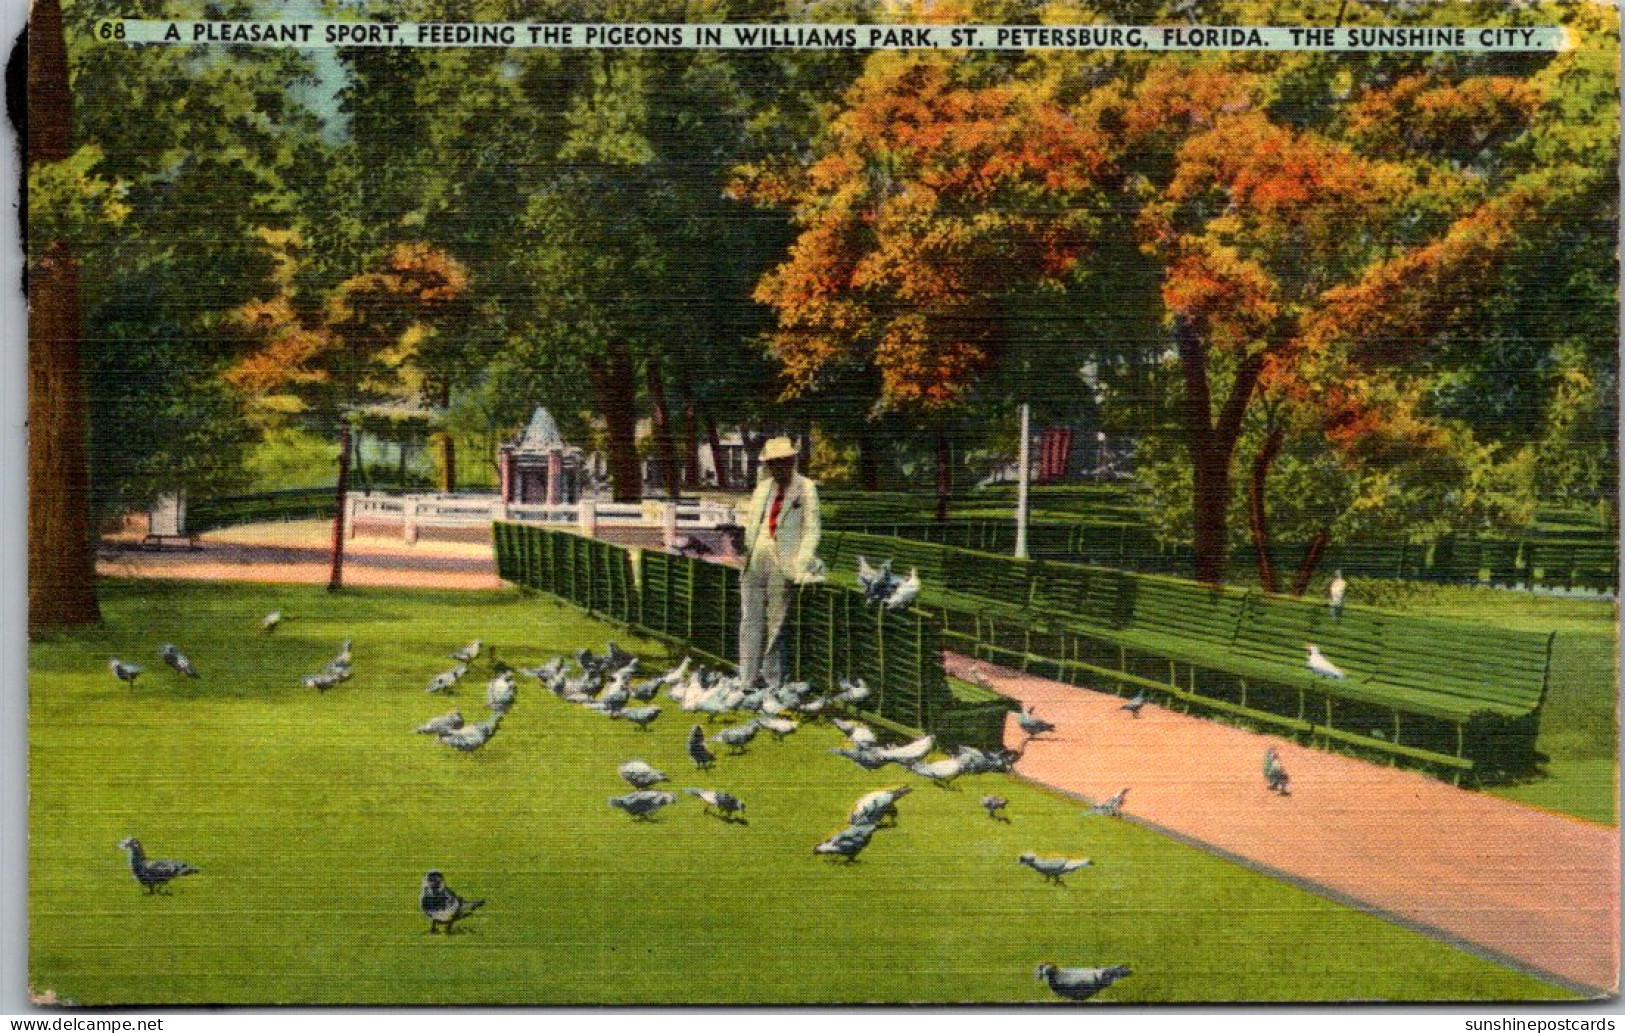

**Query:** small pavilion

left=499, top=407, right=584, bottom=505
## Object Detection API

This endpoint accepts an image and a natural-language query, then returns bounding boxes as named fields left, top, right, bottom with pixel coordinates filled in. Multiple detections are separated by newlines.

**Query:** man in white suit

left=739, top=437, right=821, bottom=688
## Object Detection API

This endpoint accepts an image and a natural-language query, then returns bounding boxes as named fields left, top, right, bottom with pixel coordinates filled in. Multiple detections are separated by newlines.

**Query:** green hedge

left=187, top=487, right=338, bottom=533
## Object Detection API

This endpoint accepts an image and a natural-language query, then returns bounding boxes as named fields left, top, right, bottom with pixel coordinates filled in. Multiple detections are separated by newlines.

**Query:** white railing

left=347, top=492, right=738, bottom=543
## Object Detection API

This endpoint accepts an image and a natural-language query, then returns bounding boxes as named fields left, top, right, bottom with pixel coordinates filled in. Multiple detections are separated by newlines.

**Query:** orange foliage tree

left=740, top=52, right=1107, bottom=517
left=227, top=238, right=470, bottom=588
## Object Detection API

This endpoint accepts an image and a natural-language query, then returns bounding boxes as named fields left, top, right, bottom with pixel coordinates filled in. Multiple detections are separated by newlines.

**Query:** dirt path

left=97, top=530, right=500, bottom=590
left=945, top=653, right=1620, bottom=996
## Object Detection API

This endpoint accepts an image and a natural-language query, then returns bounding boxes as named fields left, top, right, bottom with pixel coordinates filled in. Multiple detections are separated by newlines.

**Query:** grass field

left=29, top=580, right=1577, bottom=1005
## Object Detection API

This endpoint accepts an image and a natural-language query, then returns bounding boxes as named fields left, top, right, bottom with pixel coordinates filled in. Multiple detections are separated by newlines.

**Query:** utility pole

left=1015, top=403, right=1031, bottom=560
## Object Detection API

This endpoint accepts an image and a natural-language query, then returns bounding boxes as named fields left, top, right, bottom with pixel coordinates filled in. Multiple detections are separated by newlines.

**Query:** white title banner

left=99, top=20, right=1569, bottom=51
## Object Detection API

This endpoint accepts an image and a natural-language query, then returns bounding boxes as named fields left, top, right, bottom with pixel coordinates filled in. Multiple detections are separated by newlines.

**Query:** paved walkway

left=944, top=653, right=1620, bottom=996
left=97, top=521, right=500, bottom=590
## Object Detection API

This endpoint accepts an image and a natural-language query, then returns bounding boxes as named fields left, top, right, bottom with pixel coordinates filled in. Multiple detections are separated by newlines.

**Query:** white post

left=579, top=498, right=597, bottom=538
left=662, top=502, right=679, bottom=549
left=404, top=497, right=419, bottom=545
left=1015, top=402, right=1031, bottom=560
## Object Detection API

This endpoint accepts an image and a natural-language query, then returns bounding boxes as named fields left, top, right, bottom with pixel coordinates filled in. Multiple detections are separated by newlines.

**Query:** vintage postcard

left=23, top=0, right=1620, bottom=1006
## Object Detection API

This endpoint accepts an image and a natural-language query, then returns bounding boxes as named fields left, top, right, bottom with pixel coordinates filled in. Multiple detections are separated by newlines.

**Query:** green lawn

left=29, top=580, right=1576, bottom=1004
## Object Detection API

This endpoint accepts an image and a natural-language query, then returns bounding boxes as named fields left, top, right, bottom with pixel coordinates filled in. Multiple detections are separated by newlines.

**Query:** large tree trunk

left=856, top=421, right=881, bottom=491
left=587, top=345, right=640, bottom=503
left=679, top=389, right=701, bottom=491
left=328, top=422, right=352, bottom=592
left=702, top=409, right=728, bottom=490
left=1175, top=316, right=1267, bottom=586
left=934, top=424, right=952, bottom=523
left=435, top=383, right=455, bottom=494
left=644, top=362, right=682, bottom=501
left=1289, top=528, right=1332, bottom=597
left=27, top=0, right=100, bottom=634
left=1248, top=424, right=1286, bottom=594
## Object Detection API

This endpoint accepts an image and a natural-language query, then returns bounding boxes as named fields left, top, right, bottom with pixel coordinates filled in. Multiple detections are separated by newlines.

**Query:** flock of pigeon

left=102, top=605, right=1145, bottom=1002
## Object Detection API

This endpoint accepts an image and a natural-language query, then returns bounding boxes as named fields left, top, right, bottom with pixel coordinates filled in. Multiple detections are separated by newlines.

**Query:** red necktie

left=767, top=486, right=784, bottom=539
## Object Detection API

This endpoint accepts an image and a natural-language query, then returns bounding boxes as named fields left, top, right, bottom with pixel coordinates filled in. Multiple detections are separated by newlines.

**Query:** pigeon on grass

left=685, top=788, right=746, bottom=822
left=109, top=659, right=143, bottom=684
left=1036, top=964, right=1131, bottom=1002
left=416, top=711, right=464, bottom=736
left=609, top=790, right=677, bottom=820
left=420, top=870, right=484, bottom=934
left=1018, top=854, right=1093, bottom=885
left=118, top=838, right=198, bottom=894
left=814, top=823, right=878, bottom=863
left=159, top=644, right=199, bottom=678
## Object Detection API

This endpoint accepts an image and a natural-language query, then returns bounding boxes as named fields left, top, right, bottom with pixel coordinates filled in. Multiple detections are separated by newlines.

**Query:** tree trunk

left=856, top=421, right=881, bottom=491
left=588, top=345, right=640, bottom=503
left=1248, top=424, right=1286, bottom=594
left=681, top=401, right=700, bottom=491
left=1289, top=528, right=1332, bottom=597
left=1175, top=315, right=1267, bottom=586
left=702, top=409, right=728, bottom=490
left=644, top=362, right=682, bottom=501
left=27, top=0, right=100, bottom=634
left=934, top=424, right=952, bottom=523
left=436, top=383, right=456, bottom=494
left=397, top=437, right=408, bottom=491
left=328, top=422, right=351, bottom=592
left=352, top=425, right=370, bottom=495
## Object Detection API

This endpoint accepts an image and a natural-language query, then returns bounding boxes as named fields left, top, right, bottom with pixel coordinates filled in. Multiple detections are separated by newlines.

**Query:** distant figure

left=739, top=437, right=821, bottom=688
left=1328, top=569, right=1347, bottom=620
left=1264, top=746, right=1291, bottom=795
left=1305, top=643, right=1346, bottom=680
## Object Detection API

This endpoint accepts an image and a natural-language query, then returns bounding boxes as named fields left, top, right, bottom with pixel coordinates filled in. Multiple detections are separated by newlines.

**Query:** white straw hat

left=759, top=437, right=798, bottom=463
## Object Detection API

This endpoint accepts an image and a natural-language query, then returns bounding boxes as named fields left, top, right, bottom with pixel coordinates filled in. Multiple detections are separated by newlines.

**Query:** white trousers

left=739, top=546, right=791, bottom=687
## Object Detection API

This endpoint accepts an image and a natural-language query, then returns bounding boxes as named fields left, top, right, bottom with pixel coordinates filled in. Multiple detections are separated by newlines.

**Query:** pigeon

left=612, top=705, right=663, bottom=730
left=674, top=534, right=713, bottom=558
left=833, top=718, right=878, bottom=749
left=872, top=735, right=934, bottom=764
left=427, top=670, right=460, bottom=694
left=1264, top=747, right=1291, bottom=795
left=605, top=642, right=637, bottom=672
left=618, top=760, right=670, bottom=790
left=118, top=838, right=198, bottom=894
left=687, top=725, right=716, bottom=770
left=1328, top=569, right=1347, bottom=620
left=628, top=677, right=665, bottom=703
left=1018, top=853, right=1093, bottom=884
left=486, top=674, right=517, bottom=714
left=1017, top=706, right=1055, bottom=741
left=982, top=794, right=1009, bottom=820
left=832, top=746, right=891, bottom=771
left=856, top=555, right=891, bottom=602
left=519, top=657, right=566, bottom=681
left=1306, top=643, right=1345, bottom=680
left=261, top=610, right=282, bottom=632
left=1121, top=692, right=1147, bottom=718
left=438, top=716, right=500, bottom=752
left=573, top=647, right=602, bottom=677
left=420, top=870, right=484, bottom=934
left=685, top=788, right=746, bottom=821
left=755, top=716, right=799, bottom=741
left=802, top=555, right=828, bottom=582
left=834, top=678, right=871, bottom=705
left=883, top=568, right=921, bottom=610
left=323, top=659, right=353, bottom=682
left=303, top=671, right=343, bottom=692
left=813, top=822, right=878, bottom=863
left=850, top=786, right=910, bottom=827
left=1036, top=964, right=1132, bottom=1002
left=333, top=637, right=353, bottom=666
left=597, top=683, right=630, bottom=714
left=451, top=640, right=483, bottom=663
left=712, top=721, right=759, bottom=754
left=1089, top=788, right=1129, bottom=817
left=608, top=790, right=677, bottom=820
left=796, top=696, right=830, bottom=718
left=108, top=659, right=143, bottom=684
left=415, top=710, right=464, bottom=735
left=657, top=657, right=693, bottom=688
left=908, top=756, right=968, bottom=786
left=158, top=644, right=199, bottom=678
